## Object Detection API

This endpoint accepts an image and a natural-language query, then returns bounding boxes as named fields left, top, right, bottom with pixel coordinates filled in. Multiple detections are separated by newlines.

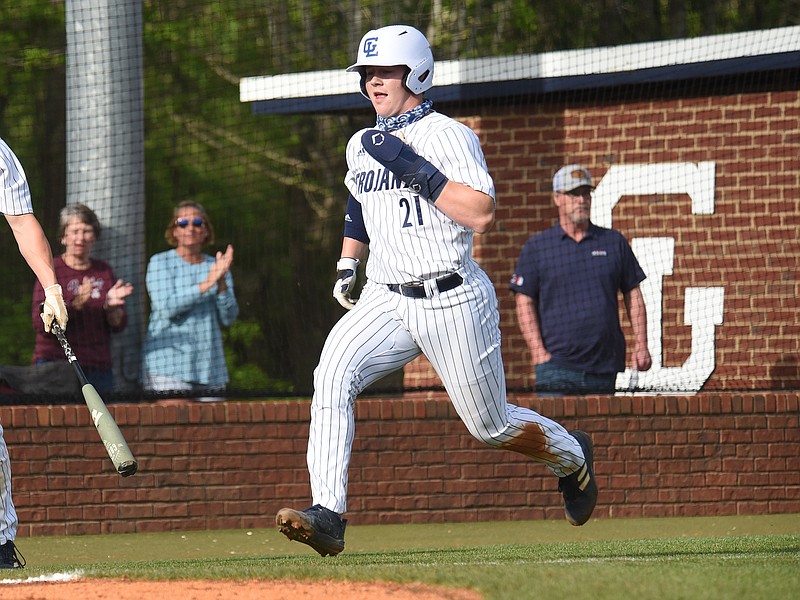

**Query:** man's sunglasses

left=175, top=218, right=205, bottom=228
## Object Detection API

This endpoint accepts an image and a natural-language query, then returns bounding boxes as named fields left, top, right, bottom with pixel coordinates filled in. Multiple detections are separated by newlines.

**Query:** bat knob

left=118, top=460, right=138, bottom=477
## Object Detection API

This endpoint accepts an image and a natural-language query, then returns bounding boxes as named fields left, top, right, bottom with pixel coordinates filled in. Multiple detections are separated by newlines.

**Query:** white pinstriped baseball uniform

left=0, top=138, right=34, bottom=216
left=308, top=113, right=586, bottom=514
left=0, top=136, right=32, bottom=545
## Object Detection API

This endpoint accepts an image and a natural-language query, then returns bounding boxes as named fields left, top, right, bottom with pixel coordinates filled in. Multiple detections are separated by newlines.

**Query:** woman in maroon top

left=31, top=204, right=133, bottom=392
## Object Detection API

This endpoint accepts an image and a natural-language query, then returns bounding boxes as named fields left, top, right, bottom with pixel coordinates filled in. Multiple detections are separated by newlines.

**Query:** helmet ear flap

left=357, top=68, right=368, bottom=97
left=411, top=67, right=432, bottom=92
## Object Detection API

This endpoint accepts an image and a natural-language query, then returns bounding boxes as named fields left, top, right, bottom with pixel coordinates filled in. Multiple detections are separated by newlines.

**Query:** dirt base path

left=0, top=578, right=483, bottom=600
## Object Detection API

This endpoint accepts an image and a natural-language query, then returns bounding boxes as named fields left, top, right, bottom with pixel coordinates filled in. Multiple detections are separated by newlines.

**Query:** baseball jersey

left=344, top=112, right=495, bottom=283
left=0, top=137, right=34, bottom=216
left=510, top=222, right=646, bottom=373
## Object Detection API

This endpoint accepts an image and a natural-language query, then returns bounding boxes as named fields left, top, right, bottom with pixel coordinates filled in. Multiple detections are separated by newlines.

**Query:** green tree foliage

left=0, top=297, right=35, bottom=365
left=141, top=1, right=367, bottom=391
left=0, top=0, right=65, bottom=367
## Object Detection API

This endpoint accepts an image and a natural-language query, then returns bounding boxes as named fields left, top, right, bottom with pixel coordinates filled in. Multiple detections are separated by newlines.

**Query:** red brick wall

left=403, top=89, right=800, bottom=392
left=4, top=394, right=798, bottom=536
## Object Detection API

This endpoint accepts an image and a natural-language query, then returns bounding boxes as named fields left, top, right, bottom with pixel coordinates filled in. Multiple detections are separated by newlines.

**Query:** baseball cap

left=553, top=164, right=594, bottom=192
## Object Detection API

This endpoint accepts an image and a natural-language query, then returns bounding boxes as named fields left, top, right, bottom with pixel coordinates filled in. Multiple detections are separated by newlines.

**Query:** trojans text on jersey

left=355, top=167, right=405, bottom=194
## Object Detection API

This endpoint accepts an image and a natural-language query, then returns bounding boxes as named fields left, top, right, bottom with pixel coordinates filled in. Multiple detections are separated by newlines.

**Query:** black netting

left=1, top=2, right=797, bottom=402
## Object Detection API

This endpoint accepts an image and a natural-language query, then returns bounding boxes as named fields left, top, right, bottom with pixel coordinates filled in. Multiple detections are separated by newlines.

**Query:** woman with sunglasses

left=141, top=200, right=238, bottom=402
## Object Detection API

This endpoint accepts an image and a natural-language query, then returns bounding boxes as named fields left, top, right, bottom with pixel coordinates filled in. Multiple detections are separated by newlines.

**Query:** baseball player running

left=276, top=25, right=597, bottom=557
left=0, top=136, right=68, bottom=569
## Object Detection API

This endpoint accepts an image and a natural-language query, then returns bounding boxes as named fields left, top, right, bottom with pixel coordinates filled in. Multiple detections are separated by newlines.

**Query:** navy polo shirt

left=510, top=222, right=646, bottom=374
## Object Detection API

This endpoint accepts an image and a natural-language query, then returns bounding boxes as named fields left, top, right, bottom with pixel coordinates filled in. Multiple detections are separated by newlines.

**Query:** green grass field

left=2, top=514, right=799, bottom=599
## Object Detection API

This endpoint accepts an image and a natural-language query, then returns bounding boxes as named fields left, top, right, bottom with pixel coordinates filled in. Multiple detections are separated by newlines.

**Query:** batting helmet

left=347, top=25, right=434, bottom=98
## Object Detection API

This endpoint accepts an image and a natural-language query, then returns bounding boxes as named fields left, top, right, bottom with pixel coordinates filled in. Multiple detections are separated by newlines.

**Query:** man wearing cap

left=509, top=164, right=652, bottom=395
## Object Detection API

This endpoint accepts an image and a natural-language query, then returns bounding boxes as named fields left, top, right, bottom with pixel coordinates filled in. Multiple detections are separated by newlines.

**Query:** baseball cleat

left=276, top=504, right=347, bottom=557
left=0, top=540, right=26, bottom=569
left=558, top=430, right=598, bottom=526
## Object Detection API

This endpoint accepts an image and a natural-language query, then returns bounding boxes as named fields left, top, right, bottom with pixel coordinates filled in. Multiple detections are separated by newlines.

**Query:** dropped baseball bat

left=49, top=320, right=138, bottom=477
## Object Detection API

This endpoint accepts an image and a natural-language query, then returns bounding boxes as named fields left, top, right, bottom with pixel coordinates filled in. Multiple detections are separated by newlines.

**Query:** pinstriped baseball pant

left=308, top=271, right=585, bottom=514
left=0, top=424, right=18, bottom=545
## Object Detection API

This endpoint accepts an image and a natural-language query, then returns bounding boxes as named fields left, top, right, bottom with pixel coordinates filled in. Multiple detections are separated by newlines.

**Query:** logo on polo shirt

left=591, top=249, right=607, bottom=256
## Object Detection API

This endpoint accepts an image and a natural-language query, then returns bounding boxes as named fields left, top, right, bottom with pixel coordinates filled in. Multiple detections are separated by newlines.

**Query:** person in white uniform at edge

left=276, top=25, right=598, bottom=557
left=0, top=136, right=68, bottom=569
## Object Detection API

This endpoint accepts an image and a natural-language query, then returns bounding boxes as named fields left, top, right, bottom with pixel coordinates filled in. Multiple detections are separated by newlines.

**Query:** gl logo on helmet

left=363, top=37, right=379, bottom=57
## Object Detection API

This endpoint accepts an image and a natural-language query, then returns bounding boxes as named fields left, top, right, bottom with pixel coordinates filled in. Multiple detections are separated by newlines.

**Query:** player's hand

left=333, top=257, right=359, bottom=310
left=361, top=130, right=448, bottom=202
left=42, top=283, right=68, bottom=332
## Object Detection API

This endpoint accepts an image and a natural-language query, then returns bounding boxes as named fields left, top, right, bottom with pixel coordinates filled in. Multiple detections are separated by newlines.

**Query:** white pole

left=66, top=0, right=145, bottom=393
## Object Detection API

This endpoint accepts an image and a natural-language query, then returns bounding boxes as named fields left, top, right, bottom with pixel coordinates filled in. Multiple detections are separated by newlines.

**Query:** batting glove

left=333, top=257, right=359, bottom=310
left=361, top=130, right=448, bottom=202
left=41, top=284, right=69, bottom=332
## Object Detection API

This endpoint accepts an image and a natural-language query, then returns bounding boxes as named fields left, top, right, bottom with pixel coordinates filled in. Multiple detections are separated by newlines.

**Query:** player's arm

left=6, top=213, right=57, bottom=287
left=5, top=212, right=68, bottom=331
left=515, top=292, right=551, bottom=366
left=340, top=236, right=368, bottom=264
left=333, top=195, right=370, bottom=310
left=361, top=130, right=495, bottom=233
left=623, top=285, right=652, bottom=371
left=434, top=184, right=495, bottom=233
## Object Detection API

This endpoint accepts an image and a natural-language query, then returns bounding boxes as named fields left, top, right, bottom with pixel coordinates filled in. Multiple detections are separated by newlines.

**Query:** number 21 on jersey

left=400, top=195, right=424, bottom=228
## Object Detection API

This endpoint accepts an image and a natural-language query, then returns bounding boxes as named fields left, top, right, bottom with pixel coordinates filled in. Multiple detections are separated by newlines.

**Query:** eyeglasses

left=175, top=218, right=205, bottom=228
